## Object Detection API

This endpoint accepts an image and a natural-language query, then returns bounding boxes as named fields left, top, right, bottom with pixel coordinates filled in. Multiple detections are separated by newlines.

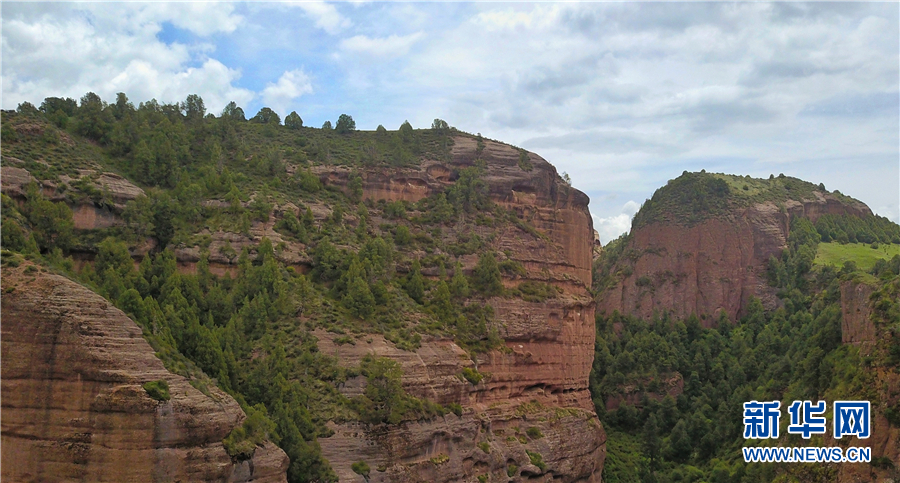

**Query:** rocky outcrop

left=835, top=281, right=900, bottom=482
left=597, top=192, right=871, bottom=324
left=0, top=262, right=288, bottom=483
left=315, top=136, right=605, bottom=482
left=317, top=331, right=604, bottom=483
left=0, top=164, right=145, bottom=230
left=840, top=281, right=877, bottom=348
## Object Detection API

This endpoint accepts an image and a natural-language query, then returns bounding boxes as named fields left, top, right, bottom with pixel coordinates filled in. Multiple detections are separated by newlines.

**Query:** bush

left=478, top=441, right=491, bottom=453
left=526, top=450, right=547, bottom=471
left=447, top=402, right=463, bottom=417
left=462, top=367, right=483, bottom=385
left=223, top=404, right=277, bottom=460
left=143, top=380, right=171, bottom=401
left=526, top=427, right=544, bottom=439
left=507, top=464, right=518, bottom=477
left=351, top=461, right=370, bottom=476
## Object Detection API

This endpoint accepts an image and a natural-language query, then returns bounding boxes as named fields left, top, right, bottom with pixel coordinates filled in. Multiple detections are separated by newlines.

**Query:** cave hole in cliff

left=511, top=184, right=537, bottom=194
left=523, top=383, right=547, bottom=394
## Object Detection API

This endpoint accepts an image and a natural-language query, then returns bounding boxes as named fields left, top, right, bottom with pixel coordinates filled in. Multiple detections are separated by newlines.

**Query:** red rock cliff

left=315, top=136, right=605, bottom=482
left=597, top=192, right=871, bottom=324
left=834, top=280, right=900, bottom=482
left=1, top=262, right=288, bottom=483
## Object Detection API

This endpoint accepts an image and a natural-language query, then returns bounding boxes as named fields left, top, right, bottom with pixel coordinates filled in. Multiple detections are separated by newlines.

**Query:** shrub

left=447, top=402, right=463, bottom=417
left=478, top=441, right=491, bottom=453
left=462, top=367, right=483, bottom=385
left=526, top=427, right=544, bottom=439
left=223, top=404, right=277, bottom=460
left=351, top=461, right=370, bottom=476
left=507, top=464, right=518, bottom=477
left=526, top=450, right=547, bottom=471
left=143, top=380, right=171, bottom=401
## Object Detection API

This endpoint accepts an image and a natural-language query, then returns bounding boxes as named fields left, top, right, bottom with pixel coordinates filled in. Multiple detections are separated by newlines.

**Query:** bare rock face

left=840, top=281, right=876, bottom=348
left=0, top=263, right=288, bottom=483
left=835, top=281, right=900, bottom=482
left=316, top=137, right=605, bottom=482
left=597, top=195, right=871, bottom=325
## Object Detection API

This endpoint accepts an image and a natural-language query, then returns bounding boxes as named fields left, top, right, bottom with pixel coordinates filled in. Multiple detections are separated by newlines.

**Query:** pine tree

left=472, top=252, right=503, bottom=297
left=406, top=260, right=425, bottom=304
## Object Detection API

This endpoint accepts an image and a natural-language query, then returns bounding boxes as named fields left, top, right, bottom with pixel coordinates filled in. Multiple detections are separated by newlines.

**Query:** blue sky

left=3, top=2, right=898, bottom=242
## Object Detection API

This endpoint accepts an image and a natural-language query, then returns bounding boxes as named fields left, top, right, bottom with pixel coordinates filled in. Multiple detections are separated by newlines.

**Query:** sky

left=2, top=2, right=898, bottom=243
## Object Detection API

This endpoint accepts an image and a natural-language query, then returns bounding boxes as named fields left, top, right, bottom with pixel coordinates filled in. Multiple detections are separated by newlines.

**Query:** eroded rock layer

left=315, top=137, right=605, bottom=482
left=0, top=264, right=288, bottom=483
left=835, top=281, right=900, bottom=482
left=597, top=194, right=871, bottom=324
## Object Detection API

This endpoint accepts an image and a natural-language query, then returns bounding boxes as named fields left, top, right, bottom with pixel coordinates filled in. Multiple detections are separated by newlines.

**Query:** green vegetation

left=591, top=211, right=900, bottom=483
left=631, top=171, right=866, bottom=229
left=430, top=453, right=450, bottom=465
left=0, top=92, right=563, bottom=483
left=224, top=404, right=277, bottom=460
left=526, top=450, right=547, bottom=471
left=477, top=441, right=491, bottom=453
left=142, top=380, right=171, bottom=401
left=350, top=461, right=370, bottom=477
left=506, top=463, right=518, bottom=477
left=525, top=427, right=544, bottom=439
left=815, top=241, right=900, bottom=272
left=461, top=367, right=484, bottom=385
left=815, top=213, right=900, bottom=245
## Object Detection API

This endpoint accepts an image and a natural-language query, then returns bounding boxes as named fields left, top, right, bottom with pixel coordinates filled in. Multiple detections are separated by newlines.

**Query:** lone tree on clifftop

left=335, top=114, right=356, bottom=134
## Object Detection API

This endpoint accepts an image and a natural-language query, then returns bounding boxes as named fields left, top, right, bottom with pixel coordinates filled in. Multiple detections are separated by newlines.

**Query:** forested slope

left=591, top=172, right=900, bottom=483
left=1, top=93, right=604, bottom=482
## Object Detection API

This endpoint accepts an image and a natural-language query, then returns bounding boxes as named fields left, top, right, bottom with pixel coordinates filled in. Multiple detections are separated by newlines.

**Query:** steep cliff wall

left=314, top=137, right=605, bottom=482
left=0, top=262, right=288, bottom=483
left=835, top=280, right=900, bottom=483
left=597, top=183, right=871, bottom=324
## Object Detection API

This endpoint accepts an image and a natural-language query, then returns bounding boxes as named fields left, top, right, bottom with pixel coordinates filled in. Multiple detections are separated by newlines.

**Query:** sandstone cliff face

left=1, top=164, right=145, bottom=230
left=0, top=263, right=288, bottom=483
left=835, top=281, right=900, bottom=483
left=314, top=137, right=605, bottom=482
left=597, top=193, right=871, bottom=324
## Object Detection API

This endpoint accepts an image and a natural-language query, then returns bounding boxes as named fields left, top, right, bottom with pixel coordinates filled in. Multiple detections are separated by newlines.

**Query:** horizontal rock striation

left=0, top=263, right=288, bottom=483
left=316, top=136, right=605, bottom=482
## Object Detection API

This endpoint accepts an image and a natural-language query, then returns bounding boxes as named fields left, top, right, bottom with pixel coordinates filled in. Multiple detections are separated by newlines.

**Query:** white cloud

left=1, top=3, right=251, bottom=113
left=593, top=200, right=640, bottom=244
left=132, top=2, right=243, bottom=36
left=339, top=32, right=424, bottom=59
left=292, top=2, right=351, bottom=34
left=261, top=69, right=314, bottom=117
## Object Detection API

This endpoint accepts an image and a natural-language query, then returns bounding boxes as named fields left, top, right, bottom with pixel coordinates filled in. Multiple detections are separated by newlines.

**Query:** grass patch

left=142, top=380, right=171, bottom=401
left=814, top=242, right=900, bottom=272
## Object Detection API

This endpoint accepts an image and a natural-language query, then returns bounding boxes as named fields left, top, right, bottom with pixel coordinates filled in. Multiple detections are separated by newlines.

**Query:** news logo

left=833, top=401, right=870, bottom=439
left=742, top=400, right=872, bottom=463
left=742, top=400, right=781, bottom=439
left=742, top=400, right=870, bottom=440
left=787, top=400, right=826, bottom=439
